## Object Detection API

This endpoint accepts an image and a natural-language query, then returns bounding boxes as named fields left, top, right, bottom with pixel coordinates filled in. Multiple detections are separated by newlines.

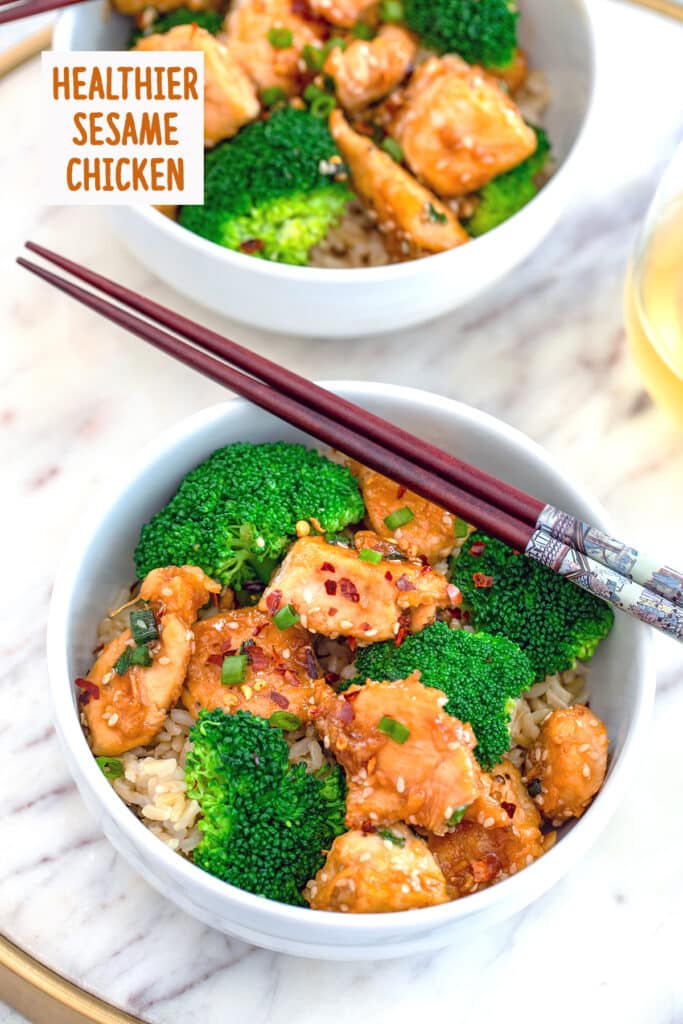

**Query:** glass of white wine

left=624, top=136, right=683, bottom=425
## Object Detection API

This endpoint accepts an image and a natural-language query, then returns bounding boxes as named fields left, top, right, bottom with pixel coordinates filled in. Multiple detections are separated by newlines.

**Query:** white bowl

left=52, top=1, right=596, bottom=338
left=47, top=383, right=654, bottom=959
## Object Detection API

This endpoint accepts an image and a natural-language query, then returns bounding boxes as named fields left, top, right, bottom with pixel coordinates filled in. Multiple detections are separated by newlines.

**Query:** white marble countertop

left=2, top=1, right=683, bottom=1021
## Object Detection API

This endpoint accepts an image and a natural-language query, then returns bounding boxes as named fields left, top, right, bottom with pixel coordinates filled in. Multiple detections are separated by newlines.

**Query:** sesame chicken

left=390, top=56, right=538, bottom=197
left=329, top=109, right=470, bottom=259
left=324, top=25, right=417, bottom=113
left=258, top=534, right=452, bottom=641
left=305, top=825, right=449, bottom=912
left=225, top=0, right=327, bottom=96
left=349, top=461, right=474, bottom=564
left=182, top=606, right=318, bottom=722
left=307, top=0, right=376, bottom=28
left=524, top=705, right=608, bottom=825
left=429, top=759, right=549, bottom=898
left=134, top=26, right=260, bottom=147
left=85, top=566, right=221, bottom=756
left=312, top=673, right=482, bottom=834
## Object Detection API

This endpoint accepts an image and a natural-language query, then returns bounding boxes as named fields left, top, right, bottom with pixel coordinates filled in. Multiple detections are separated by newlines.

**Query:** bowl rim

left=47, top=382, right=655, bottom=938
left=51, top=0, right=597, bottom=285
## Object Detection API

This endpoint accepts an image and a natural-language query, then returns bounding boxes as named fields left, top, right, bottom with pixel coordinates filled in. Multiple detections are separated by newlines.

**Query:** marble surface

left=2, top=1, right=683, bottom=1021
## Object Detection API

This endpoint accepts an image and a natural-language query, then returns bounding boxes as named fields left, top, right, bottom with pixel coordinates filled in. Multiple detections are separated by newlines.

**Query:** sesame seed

left=107, top=713, right=119, bottom=726
left=401, top=884, right=410, bottom=894
left=445, top=806, right=454, bottom=818
left=158, top=656, right=170, bottom=666
left=396, top=776, right=405, bottom=793
left=227, top=622, right=239, bottom=630
left=103, top=672, right=112, bottom=685
left=161, top=587, right=173, bottom=597
left=282, top=649, right=290, bottom=659
left=582, top=764, right=591, bottom=778
left=340, top=620, right=354, bottom=629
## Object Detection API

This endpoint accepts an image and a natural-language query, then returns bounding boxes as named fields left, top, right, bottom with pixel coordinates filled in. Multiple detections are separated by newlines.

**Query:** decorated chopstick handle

left=525, top=527, right=683, bottom=642
left=537, top=505, right=683, bottom=608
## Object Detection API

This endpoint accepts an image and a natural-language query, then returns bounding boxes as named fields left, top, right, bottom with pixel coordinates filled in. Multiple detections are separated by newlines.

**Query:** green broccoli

left=450, top=532, right=614, bottom=681
left=179, top=107, right=351, bottom=265
left=342, top=622, right=534, bottom=769
left=465, top=126, right=550, bottom=237
left=404, top=0, right=518, bottom=68
left=134, top=441, right=364, bottom=589
left=128, top=8, right=223, bottom=48
left=185, top=710, right=346, bottom=905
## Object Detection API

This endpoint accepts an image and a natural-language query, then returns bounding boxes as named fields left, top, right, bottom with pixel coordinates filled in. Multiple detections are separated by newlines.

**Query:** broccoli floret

left=465, top=126, right=550, bottom=237
left=404, top=0, right=518, bottom=68
left=450, top=532, right=614, bottom=681
left=185, top=710, right=346, bottom=905
left=179, top=107, right=351, bottom=265
left=343, top=621, right=534, bottom=769
left=128, top=8, right=223, bottom=47
left=134, top=441, right=364, bottom=589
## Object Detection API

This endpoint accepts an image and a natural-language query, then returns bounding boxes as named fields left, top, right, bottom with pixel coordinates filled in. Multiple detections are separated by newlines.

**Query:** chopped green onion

left=428, top=202, right=448, bottom=224
left=221, top=654, right=248, bottom=686
left=380, top=0, right=404, bottom=21
left=130, top=645, right=152, bottom=667
left=268, top=26, right=293, bottom=48
left=130, top=608, right=159, bottom=645
left=96, top=756, right=124, bottom=779
left=381, top=137, right=404, bottom=163
left=261, top=85, right=287, bottom=106
left=447, top=806, right=467, bottom=827
left=303, top=82, right=324, bottom=102
left=303, top=43, right=325, bottom=70
left=269, top=711, right=302, bottom=731
left=454, top=516, right=470, bottom=538
left=273, top=603, right=300, bottom=629
left=359, top=547, right=382, bottom=565
left=378, top=827, right=405, bottom=847
left=383, top=505, right=414, bottom=530
left=352, top=21, right=375, bottom=39
left=113, top=648, right=132, bottom=675
left=325, top=36, right=347, bottom=54
left=377, top=715, right=410, bottom=744
left=311, top=93, right=337, bottom=119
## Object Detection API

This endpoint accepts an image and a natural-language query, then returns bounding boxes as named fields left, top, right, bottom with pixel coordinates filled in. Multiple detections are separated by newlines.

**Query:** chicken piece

left=491, top=48, right=528, bottom=94
left=390, top=56, right=538, bottom=197
left=324, top=25, right=416, bottom=113
left=524, top=705, right=608, bottom=826
left=305, top=825, right=449, bottom=912
left=225, top=0, right=326, bottom=96
left=182, top=606, right=317, bottom=722
left=313, top=673, right=481, bottom=833
left=84, top=566, right=220, bottom=756
left=259, top=534, right=454, bottom=641
left=349, top=461, right=474, bottom=564
left=307, top=0, right=376, bottom=28
left=135, top=25, right=260, bottom=147
left=429, top=759, right=549, bottom=898
left=330, top=110, right=469, bottom=259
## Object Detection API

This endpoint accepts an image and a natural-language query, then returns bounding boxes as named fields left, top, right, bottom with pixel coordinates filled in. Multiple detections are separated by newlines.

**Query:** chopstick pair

left=17, top=241, right=683, bottom=643
left=0, top=0, right=83, bottom=25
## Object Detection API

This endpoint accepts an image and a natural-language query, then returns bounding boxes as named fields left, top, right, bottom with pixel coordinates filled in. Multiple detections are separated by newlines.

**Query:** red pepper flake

left=92, top=642, right=104, bottom=656
left=395, top=625, right=407, bottom=647
left=355, top=121, right=375, bottom=137
left=270, top=690, right=290, bottom=709
left=339, top=578, right=360, bottom=603
left=328, top=606, right=338, bottom=616
left=283, top=669, right=301, bottom=688
left=469, top=541, right=486, bottom=557
left=252, top=622, right=267, bottom=636
left=450, top=606, right=462, bottom=620
left=320, top=561, right=336, bottom=573
left=471, top=853, right=500, bottom=884
left=361, top=820, right=378, bottom=833
left=472, top=572, right=494, bottom=589
left=247, top=644, right=270, bottom=671
left=207, top=652, right=226, bottom=666
left=347, top=637, right=357, bottom=653
left=211, top=593, right=219, bottom=608
left=384, top=571, right=393, bottom=582
left=501, top=801, right=516, bottom=819
left=265, top=590, right=282, bottom=615
left=338, top=700, right=354, bottom=723
left=397, top=485, right=406, bottom=498
left=240, top=238, right=265, bottom=254
left=395, top=574, right=416, bottom=592
left=420, top=564, right=431, bottom=574
left=75, top=677, right=100, bottom=700
left=359, top=622, right=371, bottom=632
left=325, top=671, right=340, bottom=684
left=344, top=689, right=361, bottom=702
left=324, top=579, right=337, bottom=596
left=305, top=648, right=318, bottom=680
left=447, top=583, right=463, bottom=605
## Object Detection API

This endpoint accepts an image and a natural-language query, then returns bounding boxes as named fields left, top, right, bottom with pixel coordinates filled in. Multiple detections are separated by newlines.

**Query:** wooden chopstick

left=0, top=0, right=85, bottom=25
left=623, top=0, right=683, bottom=21
left=0, top=23, right=52, bottom=77
left=15, top=252, right=683, bottom=642
left=24, top=241, right=683, bottom=612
